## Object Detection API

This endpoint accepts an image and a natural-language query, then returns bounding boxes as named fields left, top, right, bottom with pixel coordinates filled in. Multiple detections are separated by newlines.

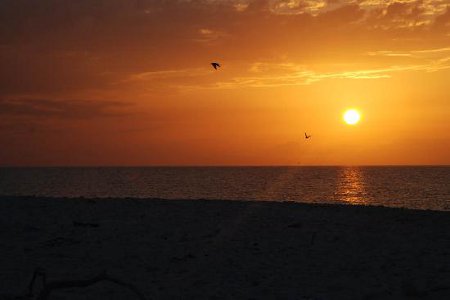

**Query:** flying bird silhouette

left=211, top=62, right=220, bottom=70
left=305, top=132, right=311, bottom=139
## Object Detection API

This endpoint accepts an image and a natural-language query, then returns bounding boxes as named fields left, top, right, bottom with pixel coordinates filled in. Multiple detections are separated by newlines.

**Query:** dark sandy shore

left=0, top=197, right=449, bottom=299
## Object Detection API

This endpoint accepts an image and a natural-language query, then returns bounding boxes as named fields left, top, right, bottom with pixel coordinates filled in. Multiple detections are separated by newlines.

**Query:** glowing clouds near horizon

left=343, top=109, right=361, bottom=125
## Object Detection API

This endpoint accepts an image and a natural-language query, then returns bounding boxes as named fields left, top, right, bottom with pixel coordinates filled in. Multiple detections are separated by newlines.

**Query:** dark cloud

left=0, top=0, right=447, bottom=96
left=434, top=7, right=450, bottom=29
left=0, top=0, right=444, bottom=49
left=317, top=4, right=364, bottom=26
left=0, top=98, right=132, bottom=119
left=378, top=1, right=425, bottom=28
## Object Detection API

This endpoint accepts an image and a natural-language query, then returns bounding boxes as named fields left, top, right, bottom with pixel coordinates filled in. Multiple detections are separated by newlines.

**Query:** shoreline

left=2, top=195, right=449, bottom=213
left=1, top=196, right=449, bottom=299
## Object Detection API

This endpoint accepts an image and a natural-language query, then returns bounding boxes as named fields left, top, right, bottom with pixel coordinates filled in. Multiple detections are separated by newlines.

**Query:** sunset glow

left=0, top=0, right=449, bottom=166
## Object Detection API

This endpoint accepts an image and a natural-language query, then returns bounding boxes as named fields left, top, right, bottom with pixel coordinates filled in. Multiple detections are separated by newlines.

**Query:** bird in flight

left=304, top=132, right=311, bottom=139
left=211, top=62, right=220, bottom=70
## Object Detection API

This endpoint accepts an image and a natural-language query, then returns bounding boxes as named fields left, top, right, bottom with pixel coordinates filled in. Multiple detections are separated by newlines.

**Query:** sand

left=0, top=196, right=449, bottom=299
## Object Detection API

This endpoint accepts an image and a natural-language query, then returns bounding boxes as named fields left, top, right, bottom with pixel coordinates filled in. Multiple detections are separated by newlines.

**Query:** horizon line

left=1, top=164, right=449, bottom=168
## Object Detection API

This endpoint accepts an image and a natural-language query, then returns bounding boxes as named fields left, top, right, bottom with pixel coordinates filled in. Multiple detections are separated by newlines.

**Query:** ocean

left=0, top=166, right=449, bottom=211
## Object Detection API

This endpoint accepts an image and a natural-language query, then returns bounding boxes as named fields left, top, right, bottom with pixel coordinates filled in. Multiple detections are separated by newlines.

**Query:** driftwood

left=287, top=222, right=302, bottom=229
left=310, top=232, right=317, bottom=245
left=27, top=268, right=146, bottom=300
left=73, top=221, right=99, bottom=228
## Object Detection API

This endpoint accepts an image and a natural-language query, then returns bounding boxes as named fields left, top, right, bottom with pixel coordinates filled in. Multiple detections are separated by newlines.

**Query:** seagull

left=304, top=132, right=311, bottom=139
left=211, top=62, right=220, bottom=70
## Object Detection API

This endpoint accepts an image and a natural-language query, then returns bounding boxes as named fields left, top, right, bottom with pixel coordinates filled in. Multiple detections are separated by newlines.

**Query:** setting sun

left=1, top=0, right=449, bottom=167
left=343, top=109, right=361, bottom=125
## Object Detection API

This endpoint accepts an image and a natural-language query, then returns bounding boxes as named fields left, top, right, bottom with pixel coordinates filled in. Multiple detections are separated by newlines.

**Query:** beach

left=1, top=197, right=449, bottom=299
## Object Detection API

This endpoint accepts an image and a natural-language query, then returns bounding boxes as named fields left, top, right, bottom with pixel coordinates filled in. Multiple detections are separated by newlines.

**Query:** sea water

left=0, top=166, right=449, bottom=211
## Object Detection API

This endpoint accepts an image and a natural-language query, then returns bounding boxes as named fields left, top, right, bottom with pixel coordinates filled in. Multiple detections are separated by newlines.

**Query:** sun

left=343, top=109, right=360, bottom=125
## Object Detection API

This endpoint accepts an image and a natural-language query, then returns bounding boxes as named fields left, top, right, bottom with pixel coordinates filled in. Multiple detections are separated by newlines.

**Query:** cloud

left=177, top=54, right=450, bottom=90
left=433, top=7, right=450, bottom=29
left=221, top=46, right=450, bottom=88
left=119, top=44, right=450, bottom=91
left=127, top=68, right=210, bottom=81
left=234, top=2, right=250, bottom=12
left=194, top=28, right=230, bottom=44
left=267, top=0, right=448, bottom=27
left=0, top=98, right=132, bottom=119
left=206, top=66, right=392, bottom=89
left=367, top=47, right=450, bottom=72
left=0, top=0, right=448, bottom=97
left=368, top=47, right=450, bottom=58
left=360, top=0, right=449, bottom=29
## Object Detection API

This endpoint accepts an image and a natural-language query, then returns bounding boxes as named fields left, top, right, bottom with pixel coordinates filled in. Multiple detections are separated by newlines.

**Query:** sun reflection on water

left=335, top=167, right=369, bottom=205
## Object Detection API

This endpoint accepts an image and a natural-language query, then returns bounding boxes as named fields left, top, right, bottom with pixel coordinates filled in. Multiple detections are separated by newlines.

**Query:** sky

left=0, top=0, right=449, bottom=166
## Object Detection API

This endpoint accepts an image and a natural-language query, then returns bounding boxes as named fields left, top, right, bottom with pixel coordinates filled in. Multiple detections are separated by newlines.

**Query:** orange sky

left=0, top=0, right=449, bottom=166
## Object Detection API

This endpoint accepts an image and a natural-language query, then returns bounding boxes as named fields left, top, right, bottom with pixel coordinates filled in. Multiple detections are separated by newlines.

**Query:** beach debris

left=23, top=225, right=41, bottom=232
left=43, top=237, right=80, bottom=247
left=73, top=221, right=99, bottom=228
left=310, top=232, right=317, bottom=245
left=145, top=265, right=160, bottom=273
left=171, top=253, right=196, bottom=262
left=287, top=221, right=303, bottom=229
left=26, top=268, right=147, bottom=300
left=27, top=267, right=46, bottom=297
left=401, top=278, right=428, bottom=298
left=203, top=228, right=221, bottom=238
